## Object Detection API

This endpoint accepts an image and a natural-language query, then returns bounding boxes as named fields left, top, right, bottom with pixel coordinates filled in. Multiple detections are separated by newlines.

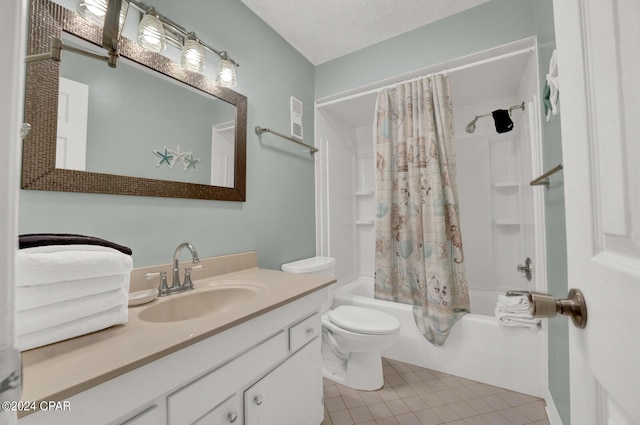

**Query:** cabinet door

left=194, top=394, right=242, bottom=425
left=244, top=338, right=323, bottom=425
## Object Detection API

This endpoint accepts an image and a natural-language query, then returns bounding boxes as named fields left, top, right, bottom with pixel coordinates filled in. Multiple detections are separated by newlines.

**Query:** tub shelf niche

left=493, top=219, right=520, bottom=227
left=356, top=220, right=375, bottom=226
left=355, top=191, right=375, bottom=198
left=492, top=182, right=519, bottom=190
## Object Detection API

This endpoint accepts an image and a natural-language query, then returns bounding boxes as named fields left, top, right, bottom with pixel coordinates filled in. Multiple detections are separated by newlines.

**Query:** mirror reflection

left=58, top=35, right=236, bottom=187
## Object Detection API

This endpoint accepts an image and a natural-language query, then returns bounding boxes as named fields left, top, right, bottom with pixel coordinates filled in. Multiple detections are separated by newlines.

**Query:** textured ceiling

left=239, top=0, right=491, bottom=65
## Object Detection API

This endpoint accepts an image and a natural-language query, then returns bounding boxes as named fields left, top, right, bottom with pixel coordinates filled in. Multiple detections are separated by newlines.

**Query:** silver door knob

left=227, top=411, right=238, bottom=423
left=254, top=395, right=264, bottom=405
left=527, top=288, right=587, bottom=328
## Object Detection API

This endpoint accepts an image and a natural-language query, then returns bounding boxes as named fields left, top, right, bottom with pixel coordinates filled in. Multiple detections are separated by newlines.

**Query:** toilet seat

left=327, top=305, right=400, bottom=335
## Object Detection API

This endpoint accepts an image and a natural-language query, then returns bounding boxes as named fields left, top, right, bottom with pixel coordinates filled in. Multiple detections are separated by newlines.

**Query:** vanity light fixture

left=137, top=8, right=166, bottom=53
left=181, top=33, right=205, bottom=72
left=217, top=53, right=238, bottom=88
left=26, top=0, right=129, bottom=68
left=128, top=1, right=239, bottom=85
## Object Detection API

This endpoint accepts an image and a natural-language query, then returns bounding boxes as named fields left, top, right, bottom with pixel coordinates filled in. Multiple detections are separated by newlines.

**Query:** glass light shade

left=77, top=0, right=108, bottom=26
left=137, top=12, right=166, bottom=53
left=217, top=59, right=237, bottom=88
left=181, top=39, right=205, bottom=72
left=77, top=0, right=128, bottom=30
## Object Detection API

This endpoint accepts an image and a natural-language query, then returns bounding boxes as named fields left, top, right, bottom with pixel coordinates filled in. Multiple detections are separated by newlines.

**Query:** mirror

left=23, top=0, right=247, bottom=201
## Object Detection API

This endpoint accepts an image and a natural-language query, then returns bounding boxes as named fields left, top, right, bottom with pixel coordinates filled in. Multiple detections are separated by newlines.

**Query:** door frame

left=0, top=0, right=28, bottom=423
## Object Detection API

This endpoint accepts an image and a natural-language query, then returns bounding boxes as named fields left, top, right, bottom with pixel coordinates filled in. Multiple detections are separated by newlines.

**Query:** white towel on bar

left=15, top=274, right=129, bottom=312
left=16, top=245, right=133, bottom=286
left=16, top=287, right=128, bottom=335
left=17, top=305, right=128, bottom=352
left=495, top=295, right=541, bottom=330
left=496, top=294, right=530, bottom=313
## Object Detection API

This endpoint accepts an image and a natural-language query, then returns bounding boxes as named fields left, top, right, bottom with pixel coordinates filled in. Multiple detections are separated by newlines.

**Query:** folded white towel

left=494, top=297, right=541, bottom=330
left=17, top=305, right=128, bottom=351
left=16, top=288, right=128, bottom=335
left=16, top=274, right=129, bottom=312
left=496, top=295, right=530, bottom=314
left=16, top=246, right=133, bottom=286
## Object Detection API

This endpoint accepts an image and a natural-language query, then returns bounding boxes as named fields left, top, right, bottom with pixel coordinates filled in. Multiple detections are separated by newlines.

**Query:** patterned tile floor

left=321, top=358, right=550, bottom=425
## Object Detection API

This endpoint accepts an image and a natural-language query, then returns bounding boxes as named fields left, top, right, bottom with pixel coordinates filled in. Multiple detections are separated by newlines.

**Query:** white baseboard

left=544, top=390, right=565, bottom=425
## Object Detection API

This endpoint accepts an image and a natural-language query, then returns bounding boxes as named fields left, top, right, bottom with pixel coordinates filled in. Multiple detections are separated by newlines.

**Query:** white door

left=56, top=77, right=89, bottom=171
left=553, top=0, right=640, bottom=424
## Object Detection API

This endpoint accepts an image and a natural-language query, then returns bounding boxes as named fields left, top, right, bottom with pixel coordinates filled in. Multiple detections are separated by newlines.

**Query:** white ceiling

left=240, top=0, right=491, bottom=65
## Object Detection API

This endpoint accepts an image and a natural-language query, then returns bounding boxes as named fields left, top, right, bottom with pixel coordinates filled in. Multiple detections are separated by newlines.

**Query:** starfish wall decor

left=152, top=144, right=201, bottom=172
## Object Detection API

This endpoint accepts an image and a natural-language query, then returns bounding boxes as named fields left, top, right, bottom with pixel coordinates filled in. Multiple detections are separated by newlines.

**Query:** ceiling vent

left=290, top=96, right=303, bottom=140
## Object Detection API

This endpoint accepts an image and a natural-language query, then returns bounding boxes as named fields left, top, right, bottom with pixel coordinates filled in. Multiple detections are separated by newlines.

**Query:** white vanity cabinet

left=19, top=288, right=328, bottom=425
left=245, top=338, right=323, bottom=425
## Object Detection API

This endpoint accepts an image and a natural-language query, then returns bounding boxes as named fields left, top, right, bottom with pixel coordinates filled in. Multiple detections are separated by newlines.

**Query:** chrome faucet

left=142, top=242, right=203, bottom=297
left=170, top=242, right=200, bottom=293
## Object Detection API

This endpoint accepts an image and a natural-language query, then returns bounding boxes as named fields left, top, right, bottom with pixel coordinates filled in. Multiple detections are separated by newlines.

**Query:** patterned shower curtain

left=374, top=74, right=470, bottom=346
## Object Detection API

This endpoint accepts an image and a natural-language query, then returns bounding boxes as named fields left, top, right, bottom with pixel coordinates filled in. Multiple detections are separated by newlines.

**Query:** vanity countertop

left=19, top=254, right=334, bottom=416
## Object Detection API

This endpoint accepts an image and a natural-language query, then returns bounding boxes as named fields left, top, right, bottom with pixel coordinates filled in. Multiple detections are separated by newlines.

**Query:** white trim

left=544, top=389, right=566, bottom=425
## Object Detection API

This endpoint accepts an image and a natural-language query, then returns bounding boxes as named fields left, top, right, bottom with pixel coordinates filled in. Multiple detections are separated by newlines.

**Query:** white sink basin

left=138, top=283, right=265, bottom=323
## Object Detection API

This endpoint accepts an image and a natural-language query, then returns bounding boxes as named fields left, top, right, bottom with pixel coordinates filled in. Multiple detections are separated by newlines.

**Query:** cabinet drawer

left=193, top=394, right=242, bottom=425
left=168, top=331, right=287, bottom=425
left=289, top=313, right=320, bottom=352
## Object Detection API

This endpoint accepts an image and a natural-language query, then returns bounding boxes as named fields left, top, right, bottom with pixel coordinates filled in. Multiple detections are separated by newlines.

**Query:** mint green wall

left=534, top=1, right=570, bottom=424
left=315, top=0, right=536, bottom=98
left=19, top=0, right=317, bottom=269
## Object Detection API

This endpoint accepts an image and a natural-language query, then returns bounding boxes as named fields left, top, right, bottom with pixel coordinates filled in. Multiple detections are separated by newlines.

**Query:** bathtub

left=332, top=278, right=546, bottom=397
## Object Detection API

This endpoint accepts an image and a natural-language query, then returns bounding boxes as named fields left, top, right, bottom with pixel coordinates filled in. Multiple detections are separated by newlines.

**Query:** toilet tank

left=281, top=257, right=335, bottom=277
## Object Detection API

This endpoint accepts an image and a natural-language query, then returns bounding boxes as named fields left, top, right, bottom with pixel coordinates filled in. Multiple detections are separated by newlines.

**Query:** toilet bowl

left=282, top=257, right=401, bottom=390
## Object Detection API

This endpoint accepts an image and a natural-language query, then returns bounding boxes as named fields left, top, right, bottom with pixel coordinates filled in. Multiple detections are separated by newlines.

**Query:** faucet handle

left=145, top=270, right=170, bottom=297
left=182, top=265, right=204, bottom=291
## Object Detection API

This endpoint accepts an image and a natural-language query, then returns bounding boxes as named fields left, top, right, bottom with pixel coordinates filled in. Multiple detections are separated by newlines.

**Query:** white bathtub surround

left=315, top=38, right=547, bottom=399
left=334, top=278, right=545, bottom=397
left=374, top=74, right=470, bottom=347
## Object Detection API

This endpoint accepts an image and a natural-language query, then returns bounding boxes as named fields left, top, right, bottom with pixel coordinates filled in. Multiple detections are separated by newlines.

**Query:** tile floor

left=321, top=358, right=550, bottom=425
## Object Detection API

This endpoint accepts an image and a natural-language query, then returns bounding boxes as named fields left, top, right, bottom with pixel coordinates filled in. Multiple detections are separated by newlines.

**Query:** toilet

left=282, top=257, right=400, bottom=391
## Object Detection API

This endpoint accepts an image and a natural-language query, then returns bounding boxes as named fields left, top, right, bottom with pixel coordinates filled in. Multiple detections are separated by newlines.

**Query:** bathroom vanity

left=18, top=252, right=333, bottom=425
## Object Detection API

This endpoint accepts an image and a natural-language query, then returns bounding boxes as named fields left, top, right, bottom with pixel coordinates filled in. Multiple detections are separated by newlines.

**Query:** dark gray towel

left=492, top=109, right=514, bottom=133
left=19, top=234, right=132, bottom=255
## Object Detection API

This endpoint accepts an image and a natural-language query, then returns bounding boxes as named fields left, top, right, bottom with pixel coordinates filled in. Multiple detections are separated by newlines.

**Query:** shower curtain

left=374, top=74, right=470, bottom=346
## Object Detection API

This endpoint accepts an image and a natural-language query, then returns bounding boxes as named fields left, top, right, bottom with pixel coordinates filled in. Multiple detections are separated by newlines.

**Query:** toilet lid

left=328, top=306, right=400, bottom=335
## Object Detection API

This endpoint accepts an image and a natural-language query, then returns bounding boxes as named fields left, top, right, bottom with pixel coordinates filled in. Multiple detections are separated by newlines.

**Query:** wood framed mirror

left=23, top=0, right=247, bottom=201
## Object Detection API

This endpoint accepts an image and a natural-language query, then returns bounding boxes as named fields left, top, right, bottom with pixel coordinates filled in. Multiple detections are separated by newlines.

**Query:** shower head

left=465, top=117, right=478, bottom=133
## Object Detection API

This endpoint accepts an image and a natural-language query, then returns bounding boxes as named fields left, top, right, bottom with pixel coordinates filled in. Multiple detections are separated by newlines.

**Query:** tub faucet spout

left=171, top=242, right=200, bottom=292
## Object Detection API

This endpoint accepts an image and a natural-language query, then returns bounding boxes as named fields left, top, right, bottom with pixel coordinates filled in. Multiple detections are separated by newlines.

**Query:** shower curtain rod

left=316, top=47, right=535, bottom=108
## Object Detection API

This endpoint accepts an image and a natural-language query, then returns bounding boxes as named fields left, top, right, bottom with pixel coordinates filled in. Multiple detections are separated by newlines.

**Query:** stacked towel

left=16, top=235, right=133, bottom=351
left=495, top=294, right=541, bottom=330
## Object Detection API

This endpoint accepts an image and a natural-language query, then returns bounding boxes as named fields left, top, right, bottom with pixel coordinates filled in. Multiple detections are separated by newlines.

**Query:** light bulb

left=137, top=11, right=166, bottom=53
left=181, top=38, right=204, bottom=72
left=77, top=0, right=108, bottom=25
left=217, top=59, right=237, bottom=88
left=77, top=0, right=128, bottom=30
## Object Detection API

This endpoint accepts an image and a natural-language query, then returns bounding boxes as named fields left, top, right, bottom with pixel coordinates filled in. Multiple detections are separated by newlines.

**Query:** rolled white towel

left=16, top=288, right=128, bottom=335
left=17, top=305, right=128, bottom=352
left=16, top=274, right=129, bottom=312
left=16, top=245, right=133, bottom=286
